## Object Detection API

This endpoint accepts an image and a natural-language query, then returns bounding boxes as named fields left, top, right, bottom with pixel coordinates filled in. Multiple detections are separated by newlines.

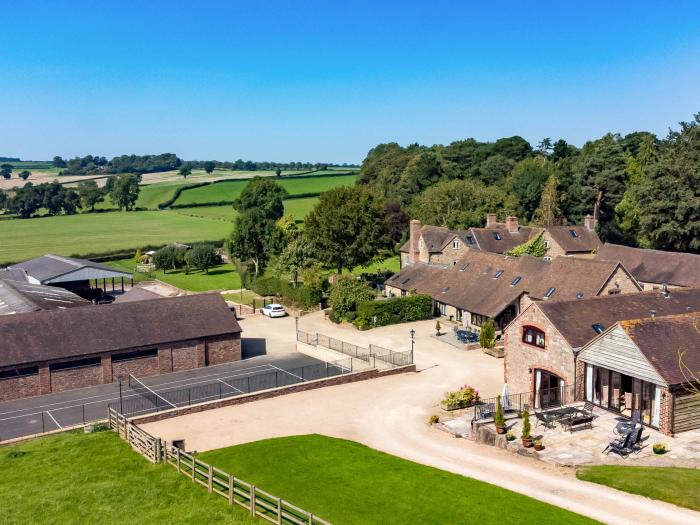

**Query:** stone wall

left=599, top=266, right=641, bottom=295
left=503, top=304, right=575, bottom=398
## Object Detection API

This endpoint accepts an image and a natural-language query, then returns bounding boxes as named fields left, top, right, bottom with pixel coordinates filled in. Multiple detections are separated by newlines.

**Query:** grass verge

left=576, top=465, right=700, bottom=511
left=200, top=434, right=597, bottom=525
left=0, top=431, right=256, bottom=525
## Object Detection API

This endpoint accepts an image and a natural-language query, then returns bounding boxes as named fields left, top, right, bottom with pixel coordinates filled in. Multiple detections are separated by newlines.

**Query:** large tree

left=110, top=174, right=140, bottom=211
left=304, top=186, right=388, bottom=273
left=532, top=175, right=563, bottom=227
left=408, top=178, right=517, bottom=229
left=77, top=179, right=105, bottom=212
left=634, top=115, right=700, bottom=252
left=228, top=208, right=284, bottom=275
left=0, top=164, right=12, bottom=179
left=234, top=176, right=288, bottom=220
left=203, top=161, right=215, bottom=174
left=506, top=157, right=558, bottom=222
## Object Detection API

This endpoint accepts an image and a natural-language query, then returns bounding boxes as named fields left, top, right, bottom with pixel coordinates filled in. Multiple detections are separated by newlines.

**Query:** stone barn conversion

left=579, top=313, right=700, bottom=436
left=503, top=287, right=700, bottom=435
left=0, top=293, right=242, bottom=401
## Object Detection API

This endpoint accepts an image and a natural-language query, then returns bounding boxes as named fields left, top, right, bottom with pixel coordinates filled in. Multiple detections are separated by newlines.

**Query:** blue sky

left=2, top=1, right=700, bottom=163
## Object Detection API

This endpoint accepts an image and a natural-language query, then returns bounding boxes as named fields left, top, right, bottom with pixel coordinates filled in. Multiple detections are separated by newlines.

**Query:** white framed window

left=452, top=239, right=460, bottom=250
left=543, top=240, right=550, bottom=249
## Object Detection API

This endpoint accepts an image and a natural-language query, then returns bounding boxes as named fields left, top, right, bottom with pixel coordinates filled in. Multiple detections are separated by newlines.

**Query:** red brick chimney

left=584, top=214, right=598, bottom=231
left=506, top=215, right=519, bottom=233
left=409, top=219, right=422, bottom=264
left=486, top=213, right=498, bottom=228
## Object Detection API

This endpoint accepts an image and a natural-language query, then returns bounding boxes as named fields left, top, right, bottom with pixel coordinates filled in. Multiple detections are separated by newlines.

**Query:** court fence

left=108, top=407, right=332, bottom=525
left=296, top=330, right=413, bottom=369
left=110, top=358, right=354, bottom=418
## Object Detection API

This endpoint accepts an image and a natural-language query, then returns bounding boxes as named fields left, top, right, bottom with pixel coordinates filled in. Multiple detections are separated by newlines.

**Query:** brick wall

left=206, top=334, right=241, bottom=366
left=575, top=359, right=586, bottom=401
left=430, top=241, right=471, bottom=266
left=50, top=364, right=102, bottom=393
left=503, top=305, right=575, bottom=397
left=659, top=386, right=674, bottom=436
left=168, top=340, right=206, bottom=372
left=111, top=356, right=160, bottom=382
left=0, top=374, right=41, bottom=401
left=541, top=231, right=566, bottom=258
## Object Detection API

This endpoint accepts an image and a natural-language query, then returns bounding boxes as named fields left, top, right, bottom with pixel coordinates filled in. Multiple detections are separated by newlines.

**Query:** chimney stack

left=584, top=214, right=598, bottom=231
left=409, top=219, right=422, bottom=264
left=505, top=216, right=519, bottom=234
left=486, top=213, right=498, bottom=228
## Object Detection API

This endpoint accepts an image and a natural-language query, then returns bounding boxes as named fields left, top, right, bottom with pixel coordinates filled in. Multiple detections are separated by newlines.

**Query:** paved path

left=143, top=313, right=700, bottom=525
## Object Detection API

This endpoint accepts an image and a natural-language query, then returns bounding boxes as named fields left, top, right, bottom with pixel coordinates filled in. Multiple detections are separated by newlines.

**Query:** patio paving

left=441, top=404, right=700, bottom=468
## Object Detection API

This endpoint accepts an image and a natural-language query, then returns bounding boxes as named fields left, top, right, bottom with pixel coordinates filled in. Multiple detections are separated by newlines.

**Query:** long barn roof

left=10, top=254, right=132, bottom=284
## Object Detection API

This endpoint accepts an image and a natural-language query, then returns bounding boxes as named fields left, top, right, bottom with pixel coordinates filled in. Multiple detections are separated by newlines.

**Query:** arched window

left=522, top=326, right=545, bottom=348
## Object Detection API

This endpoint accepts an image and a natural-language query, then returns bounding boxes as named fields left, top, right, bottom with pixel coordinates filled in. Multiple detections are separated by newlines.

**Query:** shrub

left=152, top=245, right=186, bottom=271
left=479, top=319, right=496, bottom=349
left=252, top=276, right=284, bottom=296
left=353, top=294, right=433, bottom=329
left=494, top=395, right=505, bottom=427
left=521, top=410, right=531, bottom=439
left=251, top=276, right=321, bottom=309
left=343, top=311, right=357, bottom=322
left=506, top=431, right=515, bottom=442
left=441, top=385, right=480, bottom=409
left=653, top=443, right=667, bottom=455
left=428, top=414, right=440, bottom=425
left=328, top=276, right=375, bottom=318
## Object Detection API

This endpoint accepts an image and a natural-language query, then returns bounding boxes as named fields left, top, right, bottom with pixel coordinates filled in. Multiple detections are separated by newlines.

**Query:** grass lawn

left=174, top=173, right=357, bottom=206
left=1, top=431, right=256, bottom=525
left=200, top=435, right=596, bottom=525
left=349, top=255, right=400, bottom=275
left=576, top=465, right=700, bottom=511
left=94, top=181, right=188, bottom=211
left=110, top=258, right=242, bottom=291
left=172, top=198, right=319, bottom=223
left=0, top=210, right=232, bottom=265
left=223, top=290, right=262, bottom=305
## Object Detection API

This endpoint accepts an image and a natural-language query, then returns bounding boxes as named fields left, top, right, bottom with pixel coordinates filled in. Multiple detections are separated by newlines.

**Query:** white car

left=261, top=303, right=287, bottom=318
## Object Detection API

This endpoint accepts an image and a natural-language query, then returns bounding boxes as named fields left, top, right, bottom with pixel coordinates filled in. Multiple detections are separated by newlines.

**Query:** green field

left=173, top=173, right=357, bottom=206
left=1, top=431, right=255, bottom=525
left=170, top=198, right=318, bottom=223
left=200, top=435, right=595, bottom=525
left=0, top=210, right=232, bottom=265
left=576, top=465, right=700, bottom=511
left=110, top=258, right=243, bottom=291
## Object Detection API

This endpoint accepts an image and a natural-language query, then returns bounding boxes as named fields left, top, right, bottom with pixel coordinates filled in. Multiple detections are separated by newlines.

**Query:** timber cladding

left=673, top=387, right=700, bottom=433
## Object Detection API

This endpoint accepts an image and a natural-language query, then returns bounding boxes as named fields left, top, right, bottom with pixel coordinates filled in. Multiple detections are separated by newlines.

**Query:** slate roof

left=620, top=313, right=700, bottom=385
left=399, top=226, right=469, bottom=253
left=595, top=243, right=700, bottom=288
left=10, top=254, right=132, bottom=284
left=386, top=252, right=626, bottom=318
left=546, top=225, right=601, bottom=253
left=113, top=286, right=164, bottom=303
left=0, top=274, right=90, bottom=315
left=0, top=293, right=241, bottom=368
left=535, top=287, right=700, bottom=350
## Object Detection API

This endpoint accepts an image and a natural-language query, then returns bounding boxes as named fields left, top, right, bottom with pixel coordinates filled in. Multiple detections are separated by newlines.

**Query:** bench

left=561, top=413, right=594, bottom=433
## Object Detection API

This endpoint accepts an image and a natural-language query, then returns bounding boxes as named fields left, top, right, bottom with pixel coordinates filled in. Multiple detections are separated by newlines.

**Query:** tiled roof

left=536, top=288, right=700, bottom=350
left=621, top=312, right=700, bottom=385
left=546, top=225, right=601, bottom=253
left=10, top=254, right=132, bottom=284
left=595, top=243, right=700, bottom=288
left=0, top=293, right=241, bottom=368
left=468, top=226, right=540, bottom=254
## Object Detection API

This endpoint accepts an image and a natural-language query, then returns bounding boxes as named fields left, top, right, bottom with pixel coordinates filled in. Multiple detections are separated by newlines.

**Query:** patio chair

left=535, top=411, right=555, bottom=429
left=603, top=431, right=635, bottom=457
left=582, top=401, right=595, bottom=415
left=614, top=410, right=641, bottom=435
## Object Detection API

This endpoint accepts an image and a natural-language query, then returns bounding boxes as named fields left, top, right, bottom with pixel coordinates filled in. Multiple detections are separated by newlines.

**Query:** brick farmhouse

left=0, top=293, right=242, bottom=401
left=503, top=288, right=700, bottom=435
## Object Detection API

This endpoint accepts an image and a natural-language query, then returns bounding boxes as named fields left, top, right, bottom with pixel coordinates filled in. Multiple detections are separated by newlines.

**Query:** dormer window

left=466, top=235, right=475, bottom=245
left=493, top=232, right=502, bottom=241
left=523, top=326, right=545, bottom=348
left=452, top=239, right=461, bottom=250
left=544, top=287, right=556, bottom=298
left=569, top=229, right=578, bottom=238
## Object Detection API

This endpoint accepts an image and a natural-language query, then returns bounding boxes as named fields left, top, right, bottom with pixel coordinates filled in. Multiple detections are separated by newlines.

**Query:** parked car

left=261, top=303, right=287, bottom=318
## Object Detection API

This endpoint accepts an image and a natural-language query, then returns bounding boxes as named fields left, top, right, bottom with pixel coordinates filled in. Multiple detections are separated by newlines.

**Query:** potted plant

left=533, top=438, right=544, bottom=451
left=494, top=395, right=506, bottom=434
left=435, top=320, right=442, bottom=336
left=521, top=410, right=533, bottom=447
left=652, top=443, right=667, bottom=455
left=506, top=431, right=515, bottom=442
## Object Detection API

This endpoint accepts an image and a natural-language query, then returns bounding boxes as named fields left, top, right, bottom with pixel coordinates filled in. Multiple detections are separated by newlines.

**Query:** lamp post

left=410, top=329, right=415, bottom=353
left=295, top=316, right=299, bottom=336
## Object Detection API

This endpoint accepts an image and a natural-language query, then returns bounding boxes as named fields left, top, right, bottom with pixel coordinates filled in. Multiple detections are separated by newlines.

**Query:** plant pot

left=495, top=424, right=506, bottom=435
left=522, top=437, right=533, bottom=448
left=534, top=443, right=544, bottom=451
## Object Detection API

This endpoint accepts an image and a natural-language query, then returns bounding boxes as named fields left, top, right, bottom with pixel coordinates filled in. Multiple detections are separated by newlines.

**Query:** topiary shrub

left=521, top=409, right=531, bottom=440
left=494, top=394, right=505, bottom=431
left=479, top=319, right=496, bottom=349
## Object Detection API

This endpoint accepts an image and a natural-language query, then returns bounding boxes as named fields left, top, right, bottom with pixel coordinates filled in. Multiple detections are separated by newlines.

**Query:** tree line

left=356, top=113, right=700, bottom=253
left=0, top=174, right=141, bottom=217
